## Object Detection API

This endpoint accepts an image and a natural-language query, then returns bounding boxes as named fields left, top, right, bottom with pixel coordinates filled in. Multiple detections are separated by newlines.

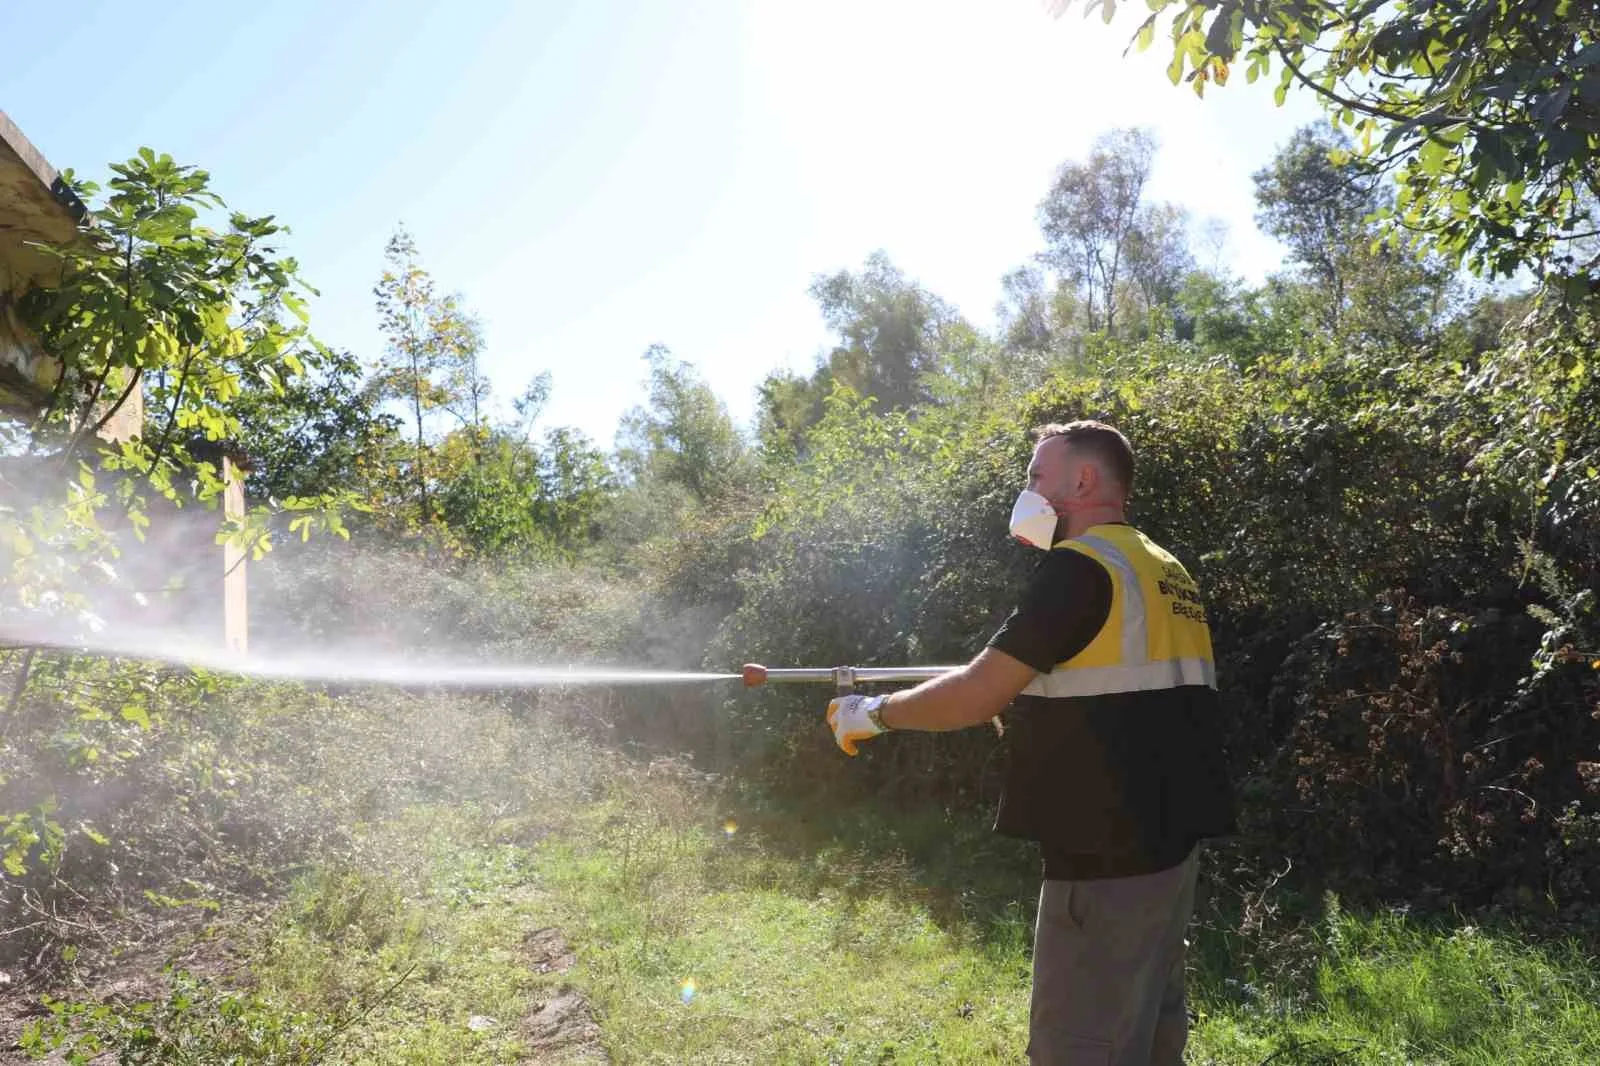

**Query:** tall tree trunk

left=409, top=327, right=429, bottom=523
left=470, top=351, right=483, bottom=466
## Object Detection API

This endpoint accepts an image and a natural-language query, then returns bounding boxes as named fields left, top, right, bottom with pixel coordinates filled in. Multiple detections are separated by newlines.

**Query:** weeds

left=21, top=968, right=385, bottom=1065
left=4, top=660, right=1597, bottom=1063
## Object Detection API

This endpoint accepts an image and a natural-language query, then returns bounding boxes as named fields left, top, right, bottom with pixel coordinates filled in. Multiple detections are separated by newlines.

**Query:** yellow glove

left=826, top=694, right=888, bottom=756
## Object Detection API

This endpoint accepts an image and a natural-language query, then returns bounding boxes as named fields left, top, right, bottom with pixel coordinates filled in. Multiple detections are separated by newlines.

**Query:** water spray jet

left=0, top=628, right=742, bottom=688
left=1, top=625, right=978, bottom=705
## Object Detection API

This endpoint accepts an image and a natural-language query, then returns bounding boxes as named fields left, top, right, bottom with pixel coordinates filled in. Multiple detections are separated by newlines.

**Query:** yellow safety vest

left=1021, top=523, right=1217, bottom=700
left=994, top=522, right=1235, bottom=860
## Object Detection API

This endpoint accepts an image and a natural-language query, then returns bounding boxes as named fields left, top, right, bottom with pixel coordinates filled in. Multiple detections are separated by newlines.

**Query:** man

left=824, top=420, right=1235, bottom=1066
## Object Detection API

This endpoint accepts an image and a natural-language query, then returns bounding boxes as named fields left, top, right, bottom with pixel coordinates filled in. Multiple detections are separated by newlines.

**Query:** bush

left=1252, top=591, right=1600, bottom=907
left=672, top=334, right=1599, bottom=913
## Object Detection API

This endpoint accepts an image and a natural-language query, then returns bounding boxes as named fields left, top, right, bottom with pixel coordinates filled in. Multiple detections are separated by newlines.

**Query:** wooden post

left=222, top=455, right=248, bottom=654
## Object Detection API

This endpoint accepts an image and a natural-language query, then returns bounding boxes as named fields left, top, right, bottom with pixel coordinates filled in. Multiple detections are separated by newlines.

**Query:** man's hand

left=826, top=694, right=887, bottom=756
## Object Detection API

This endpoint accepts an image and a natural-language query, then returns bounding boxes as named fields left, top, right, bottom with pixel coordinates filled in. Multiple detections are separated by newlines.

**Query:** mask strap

left=1054, top=493, right=1117, bottom=513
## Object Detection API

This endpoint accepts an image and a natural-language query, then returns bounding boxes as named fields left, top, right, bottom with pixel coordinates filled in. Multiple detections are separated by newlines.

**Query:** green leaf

left=1273, top=63, right=1293, bottom=106
left=1475, top=131, right=1516, bottom=180
left=282, top=291, right=310, bottom=324
left=1417, top=136, right=1450, bottom=175
left=1533, top=86, right=1573, bottom=128
left=120, top=703, right=152, bottom=730
left=1133, top=13, right=1157, bottom=52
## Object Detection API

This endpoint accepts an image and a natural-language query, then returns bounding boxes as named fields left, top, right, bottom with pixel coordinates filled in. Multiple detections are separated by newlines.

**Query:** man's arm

left=878, top=646, right=1038, bottom=732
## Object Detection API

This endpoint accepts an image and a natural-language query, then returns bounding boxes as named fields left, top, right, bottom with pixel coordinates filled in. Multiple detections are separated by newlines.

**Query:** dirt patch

left=517, top=927, right=608, bottom=1063
left=520, top=987, right=605, bottom=1061
left=522, top=927, right=577, bottom=974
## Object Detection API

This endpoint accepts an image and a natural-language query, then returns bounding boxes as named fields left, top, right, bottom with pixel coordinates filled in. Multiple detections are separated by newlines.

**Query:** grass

left=523, top=775, right=1600, bottom=1065
left=1188, top=906, right=1600, bottom=1064
left=530, top=793, right=1033, bottom=1064
left=26, top=801, right=590, bottom=1065
left=20, top=699, right=1600, bottom=1064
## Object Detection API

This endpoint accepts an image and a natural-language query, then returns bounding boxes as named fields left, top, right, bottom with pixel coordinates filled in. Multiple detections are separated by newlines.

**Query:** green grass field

left=22, top=712, right=1600, bottom=1065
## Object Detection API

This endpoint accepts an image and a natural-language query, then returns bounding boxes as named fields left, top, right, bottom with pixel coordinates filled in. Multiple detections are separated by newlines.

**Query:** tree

left=1124, top=202, right=1195, bottom=326
left=1340, top=240, right=1458, bottom=352
left=996, top=265, right=1056, bottom=355
left=443, top=312, right=489, bottom=439
left=616, top=345, right=748, bottom=503
left=1196, top=216, right=1231, bottom=274
left=809, top=251, right=955, bottom=410
left=1174, top=269, right=1264, bottom=362
left=433, top=423, right=612, bottom=558
left=0, top=148, right=348, bottom=849
left=371, top=228, right=479, bottom=523
left=1047, top=0, right=1600, bottom=284
left=1442, top=288, right=1537, bottom=359
left=512, top=372, right=553, bottom=439
left=757, top=253, right=959, bottom=455
left=11, top=149, right=349, bottom=622
left=1253, top=125, right=1380, bottom=331
left=1038, top=128, right=1157, bottom=334
left=419, top=362, right=612, bottom=558
left=756, top=369, right=828, bottom=461
left=230, top=346, right=399, bottom=503
left=924, top=319, right=1023, bottom=408
left=533, top=426, right=614, bottom=548
left=1251, top=125, right=1457, bottom=347
left=21, top=152, right=309, bottom=472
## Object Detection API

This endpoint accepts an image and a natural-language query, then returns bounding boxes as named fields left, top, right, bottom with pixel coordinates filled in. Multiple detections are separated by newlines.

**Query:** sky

left=2, top=0, right=1324, bottom=445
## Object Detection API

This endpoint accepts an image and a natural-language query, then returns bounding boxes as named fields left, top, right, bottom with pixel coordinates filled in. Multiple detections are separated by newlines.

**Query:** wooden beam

left=222, top=455, right=248, bottom=655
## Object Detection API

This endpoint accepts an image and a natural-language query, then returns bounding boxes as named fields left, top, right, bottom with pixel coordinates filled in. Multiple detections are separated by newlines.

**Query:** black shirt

left=986, top=548, right=1112, bottom=672
left=986, top=543, right=1202, bottom=881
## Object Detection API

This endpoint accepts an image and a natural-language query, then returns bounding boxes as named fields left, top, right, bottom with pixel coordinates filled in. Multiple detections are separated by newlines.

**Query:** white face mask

left=1008, top=489, right=1058, bottom=549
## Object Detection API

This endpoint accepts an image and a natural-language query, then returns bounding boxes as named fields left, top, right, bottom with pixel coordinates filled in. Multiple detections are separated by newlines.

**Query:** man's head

left=1026, top=421, right=1133, bottom=522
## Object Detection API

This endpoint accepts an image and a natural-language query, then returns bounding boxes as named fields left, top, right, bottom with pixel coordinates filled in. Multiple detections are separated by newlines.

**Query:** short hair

left=1034, top=420, right=1134, bottom=494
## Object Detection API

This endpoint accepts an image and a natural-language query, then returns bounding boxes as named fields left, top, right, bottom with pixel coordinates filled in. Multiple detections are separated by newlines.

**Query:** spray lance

left=740, top=663, right=1004, bottom=735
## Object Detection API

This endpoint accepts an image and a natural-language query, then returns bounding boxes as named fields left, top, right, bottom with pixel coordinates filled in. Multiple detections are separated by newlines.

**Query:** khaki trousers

left=1027, top=846, right=1200, bottom=1066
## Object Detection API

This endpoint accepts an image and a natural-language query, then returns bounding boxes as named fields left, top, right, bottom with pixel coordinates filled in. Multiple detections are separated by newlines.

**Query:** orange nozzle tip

left=742, top=663, right=768, bottom=688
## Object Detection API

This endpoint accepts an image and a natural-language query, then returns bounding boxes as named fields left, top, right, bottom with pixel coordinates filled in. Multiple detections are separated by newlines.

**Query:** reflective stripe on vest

left=1075, top=533, right=1146, bottom=664
left=1020, top=529, right=1216, bottom=700
left=1023, top=656, right=1217, bottom=698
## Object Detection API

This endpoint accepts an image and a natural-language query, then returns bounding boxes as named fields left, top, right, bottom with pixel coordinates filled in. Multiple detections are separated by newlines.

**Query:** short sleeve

left=986, top=550, right=1113, bottom=674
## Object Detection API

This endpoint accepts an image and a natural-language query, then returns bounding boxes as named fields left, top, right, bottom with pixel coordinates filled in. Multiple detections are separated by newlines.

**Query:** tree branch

left=1273, top=42, right=1471, bottom=130
left=86, top=367, right=144, bottom=437
left=145, top=349, right=199, bottom=476
left=56, top=361, right=115, bottom=468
